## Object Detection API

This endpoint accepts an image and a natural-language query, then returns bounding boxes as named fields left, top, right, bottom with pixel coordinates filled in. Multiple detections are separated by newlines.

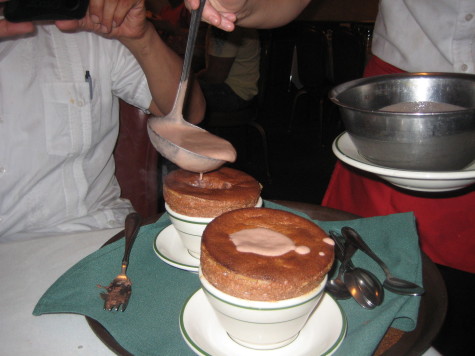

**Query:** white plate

left=333, top=132, right=475, bottom=192
left=153, top=225, right=199, bottom=272
left=180, top=289, right=347, bottom=356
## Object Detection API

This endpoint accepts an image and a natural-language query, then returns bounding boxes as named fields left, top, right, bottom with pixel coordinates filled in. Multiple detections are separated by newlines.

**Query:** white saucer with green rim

left=153, top=225, right=199, bottom=272
left=180, top=289, right=347, bottom=356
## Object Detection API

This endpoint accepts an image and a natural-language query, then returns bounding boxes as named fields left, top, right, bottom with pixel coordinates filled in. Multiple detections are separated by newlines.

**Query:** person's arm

left=55, top=0, right=205, bottom=124
left=198, top=27, right=237, bottom=84
left=198, top=55, right=234, bottom=83
left=118, top=20, right=205, bottom=124
left=185, top=0, right=310, bottom=31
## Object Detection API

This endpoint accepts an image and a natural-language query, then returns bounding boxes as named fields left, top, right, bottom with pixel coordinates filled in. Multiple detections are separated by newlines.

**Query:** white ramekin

left=199, top=271, right=327, bottom=350
left=166, top=197, right=263, bottom=258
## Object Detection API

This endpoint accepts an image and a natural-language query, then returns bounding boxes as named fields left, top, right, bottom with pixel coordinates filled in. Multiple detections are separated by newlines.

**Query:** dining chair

left=113, top=99, right=161, bottom=218
left=202, top=30, right=272, bottom=183
left=287, top=22, right=329, bottom=144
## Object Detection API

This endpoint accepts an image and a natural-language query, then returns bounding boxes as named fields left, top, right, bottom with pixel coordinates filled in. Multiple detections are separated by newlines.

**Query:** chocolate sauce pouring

left=147, top=0, right=237, bottom=173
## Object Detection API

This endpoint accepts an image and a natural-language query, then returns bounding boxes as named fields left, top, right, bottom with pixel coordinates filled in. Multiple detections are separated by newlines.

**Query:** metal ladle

left=147, top=0, right=237, bottom=173
left=341, top=226, right=425, bottom=296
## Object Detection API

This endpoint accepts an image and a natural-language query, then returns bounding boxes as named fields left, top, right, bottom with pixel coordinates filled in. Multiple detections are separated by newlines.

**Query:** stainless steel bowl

left=330, top=73, right=475, bottom=171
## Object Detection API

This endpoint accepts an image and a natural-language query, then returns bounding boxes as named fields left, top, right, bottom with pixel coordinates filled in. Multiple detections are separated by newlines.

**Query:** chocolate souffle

left=200, top=207, right=335, bottom=301
left=163, top=167, right=261, bottom=218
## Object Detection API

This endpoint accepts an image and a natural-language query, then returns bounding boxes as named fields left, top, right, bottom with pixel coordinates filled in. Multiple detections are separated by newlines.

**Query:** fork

left=100, top=212, right=142, bottom=311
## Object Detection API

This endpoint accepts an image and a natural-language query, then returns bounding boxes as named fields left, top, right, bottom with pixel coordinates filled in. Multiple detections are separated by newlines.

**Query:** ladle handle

left=181, top=0, right=205, bottom=83
left=341, top=226, right=391, bottom=275
left=171, top=0, right=206, bottom=116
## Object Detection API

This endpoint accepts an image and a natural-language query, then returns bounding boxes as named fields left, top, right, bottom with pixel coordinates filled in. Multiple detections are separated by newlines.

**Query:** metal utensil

left=330, top=72, right=475, bottom=171
left=344, top=264, right=384, bottom=309
left=100, top=212, right=142, bottom=311
left=341, top=226, right=425, bottom=296
left=325, top=231, right=354, bottom=299
left=147, top=0, right=236, bottom=173
left=328, top=230, right=384, bottom=308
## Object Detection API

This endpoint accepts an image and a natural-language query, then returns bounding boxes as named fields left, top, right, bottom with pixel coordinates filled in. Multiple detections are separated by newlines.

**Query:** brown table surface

left=88, top=200, right=448, bottom=356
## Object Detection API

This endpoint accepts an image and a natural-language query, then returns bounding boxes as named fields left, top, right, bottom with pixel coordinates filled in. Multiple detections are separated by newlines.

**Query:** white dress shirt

left=0, top=25, right=152, bottom=241
left=372, top=0, right=475, bottom=74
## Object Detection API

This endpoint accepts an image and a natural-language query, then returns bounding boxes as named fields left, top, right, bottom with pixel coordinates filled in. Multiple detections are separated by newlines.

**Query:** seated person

left=0, top=0, right=205, bottom=242
left=198, top=25, right=260, bottom=112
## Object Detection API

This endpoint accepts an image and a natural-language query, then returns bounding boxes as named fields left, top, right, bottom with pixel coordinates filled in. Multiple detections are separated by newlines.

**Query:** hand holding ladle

left=341, top=227, right=425, bottom=296
left=147, top=0, right=236, bottom=173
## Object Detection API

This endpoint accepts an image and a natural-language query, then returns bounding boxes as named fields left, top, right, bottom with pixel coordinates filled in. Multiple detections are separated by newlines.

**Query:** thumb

left=55, top=19, right=81, bottom=31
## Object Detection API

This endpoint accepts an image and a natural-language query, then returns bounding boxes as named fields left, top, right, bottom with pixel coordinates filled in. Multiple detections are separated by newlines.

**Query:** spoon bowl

left=383, top=277, right=425, bottom=296
left=147, top=0, right=236, bottom=173
left=325, top=273, right=351, bottom=299
left=344, top=266, right=384, bottom=309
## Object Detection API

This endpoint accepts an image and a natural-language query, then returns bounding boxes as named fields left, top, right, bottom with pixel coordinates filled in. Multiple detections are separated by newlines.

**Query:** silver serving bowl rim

left=329, top=72, right=475, bottom=114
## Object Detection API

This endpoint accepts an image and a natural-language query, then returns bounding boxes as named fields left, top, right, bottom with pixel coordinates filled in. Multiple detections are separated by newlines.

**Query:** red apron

left=323, top=56, right=475, bottom=273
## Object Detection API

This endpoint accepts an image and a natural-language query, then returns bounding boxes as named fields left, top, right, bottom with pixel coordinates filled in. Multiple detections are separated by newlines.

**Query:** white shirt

left=0, top=25, right=152, bottom=241
left=372, top=0, right=475, bottom=74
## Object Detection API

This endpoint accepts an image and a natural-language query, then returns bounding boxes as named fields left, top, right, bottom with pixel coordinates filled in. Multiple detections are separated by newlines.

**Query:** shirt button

left=465, top=13, right=473, bottom=21
left=461, top=64, right=469, bottom=72
left=77, top=100, right=84, bottom=107
left=0, top=166, right=6, bottom=177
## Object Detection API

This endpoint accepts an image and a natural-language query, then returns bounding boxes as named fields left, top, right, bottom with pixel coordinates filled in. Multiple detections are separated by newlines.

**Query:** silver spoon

left=328, top=231, right=384, bottom=308
left=147, top=0, right=236, bottom=173
left=344, top=263, right=384, bottom=309
left=325, top=235, right=353, bottom=299
left=341, top=226, right=425, bottom=296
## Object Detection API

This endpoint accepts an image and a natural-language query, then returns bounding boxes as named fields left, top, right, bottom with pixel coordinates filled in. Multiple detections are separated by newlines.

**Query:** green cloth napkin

left=34, top=201, right=422, bottom=356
